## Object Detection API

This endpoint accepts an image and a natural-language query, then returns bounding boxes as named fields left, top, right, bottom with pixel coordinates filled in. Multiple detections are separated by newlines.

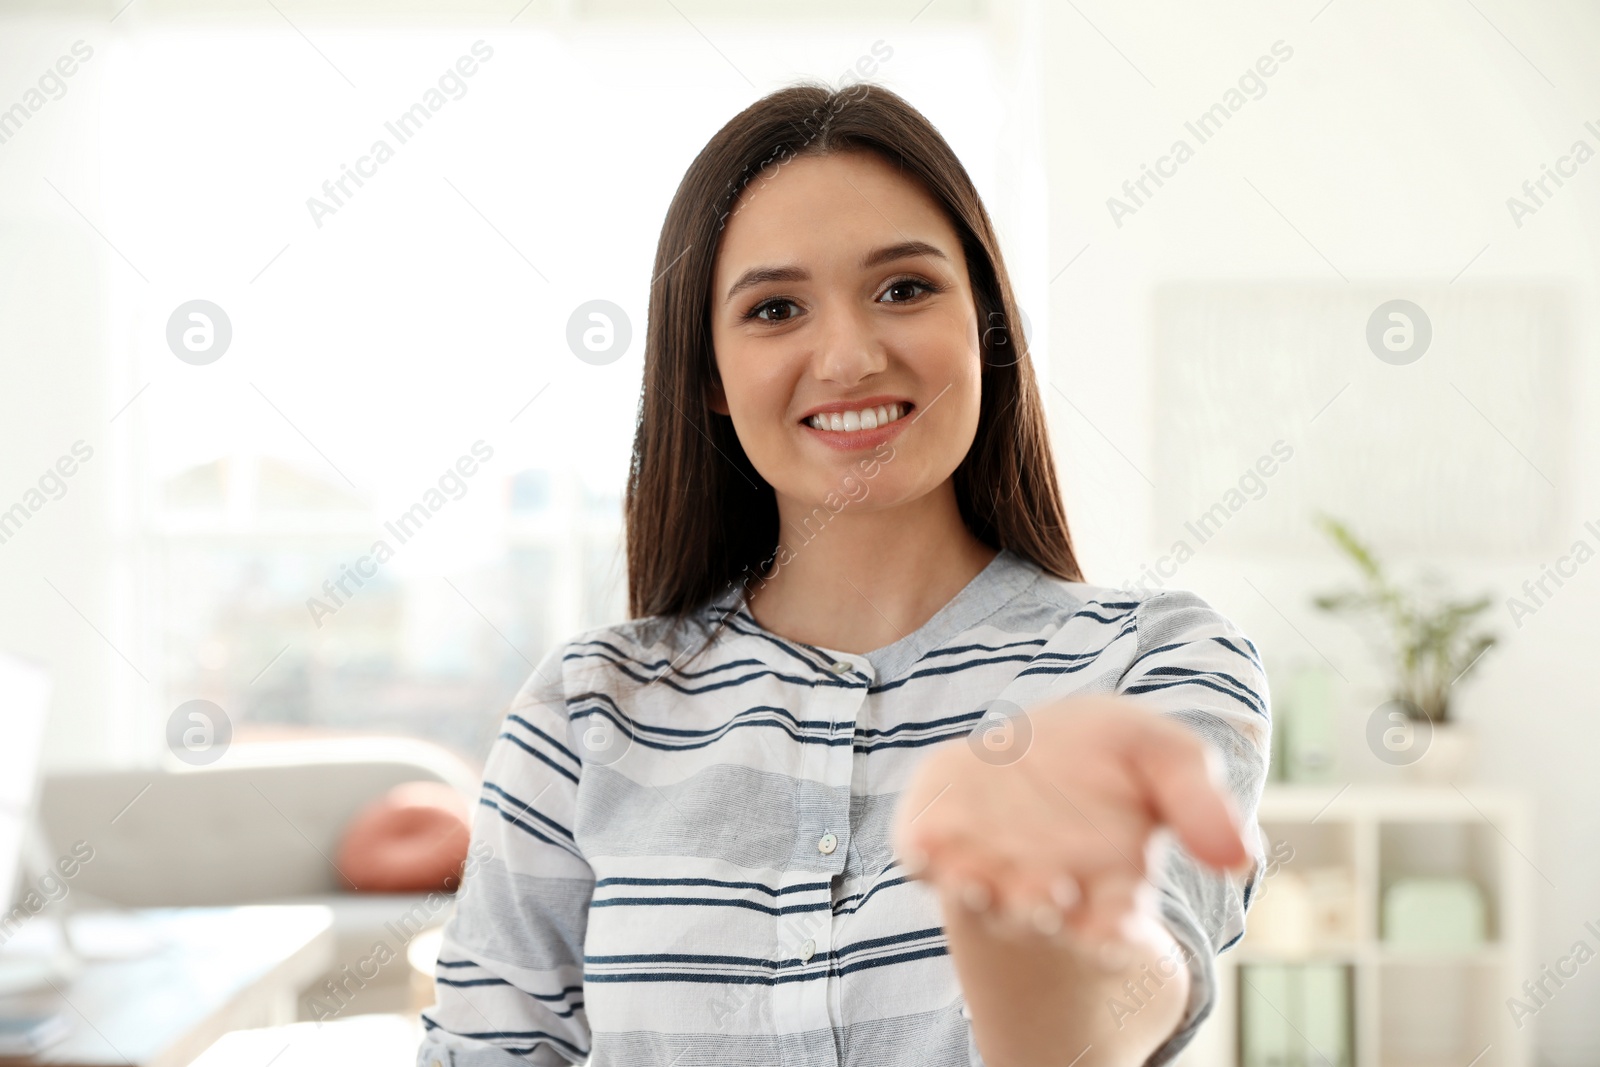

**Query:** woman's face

left=708, top=149, right=982, bottom=519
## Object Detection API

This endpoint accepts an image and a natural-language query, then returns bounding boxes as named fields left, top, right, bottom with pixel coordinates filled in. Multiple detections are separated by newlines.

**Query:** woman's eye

left=881, top=278, right=936, bottom=303
left=750, top=298, right=799, bottom=323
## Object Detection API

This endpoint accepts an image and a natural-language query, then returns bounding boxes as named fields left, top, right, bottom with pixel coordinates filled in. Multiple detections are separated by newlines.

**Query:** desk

left=0, top=906, right=334, bottom=1067
left=189, top=1014, right=422, bottom=1067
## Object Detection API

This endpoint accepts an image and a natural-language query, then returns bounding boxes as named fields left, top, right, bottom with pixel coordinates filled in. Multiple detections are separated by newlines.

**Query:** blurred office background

left=1, top=0, right=1597, bottom=1064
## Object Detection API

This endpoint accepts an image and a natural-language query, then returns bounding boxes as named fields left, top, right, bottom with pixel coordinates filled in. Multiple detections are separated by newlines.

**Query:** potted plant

left=1311, top=513, right=1498, bottom=780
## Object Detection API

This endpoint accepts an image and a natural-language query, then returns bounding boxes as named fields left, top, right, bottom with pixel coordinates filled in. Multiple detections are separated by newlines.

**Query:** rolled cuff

left=1144, top=888, right=1219, bottom=1067
left=417, top=1033, right=581, bottom=1067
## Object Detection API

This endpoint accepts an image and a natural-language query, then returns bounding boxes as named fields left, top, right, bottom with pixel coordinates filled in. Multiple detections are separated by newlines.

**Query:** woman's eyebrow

left=722, top=240, right=949, bottom=305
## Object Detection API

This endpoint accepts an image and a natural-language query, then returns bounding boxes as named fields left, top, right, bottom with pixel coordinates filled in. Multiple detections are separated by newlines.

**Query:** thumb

left=1123, top=714, right=1251, bottom=872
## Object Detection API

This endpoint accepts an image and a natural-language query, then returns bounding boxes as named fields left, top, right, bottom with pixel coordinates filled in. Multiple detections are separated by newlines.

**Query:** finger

left=1049, top=873, right=1082, bottom=912
left=1124, top=716, right=1250, bottom=871
left=957, top=878, right=995, bottom=914
left=988, top=875, right=1067, bottom=941
left=933, top=860, right=1038, bottom=941
left=993, top=864, right=1082, bottom=941
left=992, top=897, right=1069, bottom=941
left=933, top=863, right=998, bottom=916
left=1068, top=870, right=1141, bottom=944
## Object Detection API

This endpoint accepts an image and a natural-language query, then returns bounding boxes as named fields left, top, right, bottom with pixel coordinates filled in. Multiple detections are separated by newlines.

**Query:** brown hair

left=624, top=80, right=1082, bottom=622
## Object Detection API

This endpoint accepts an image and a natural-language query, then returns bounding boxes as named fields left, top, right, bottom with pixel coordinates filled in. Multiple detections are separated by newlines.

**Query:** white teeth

left=806, top=403, right=908, bottom=432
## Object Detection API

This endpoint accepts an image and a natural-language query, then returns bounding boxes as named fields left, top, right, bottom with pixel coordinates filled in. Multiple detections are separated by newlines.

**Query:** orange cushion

left=336, top=781, right=472, bottom=893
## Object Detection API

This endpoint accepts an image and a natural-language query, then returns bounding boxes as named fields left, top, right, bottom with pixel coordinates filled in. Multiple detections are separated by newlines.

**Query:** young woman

left=420, top=82, right=1270, bottom=1067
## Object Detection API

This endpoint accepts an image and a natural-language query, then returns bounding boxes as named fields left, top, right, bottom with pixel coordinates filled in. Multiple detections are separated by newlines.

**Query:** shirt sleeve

left=417, top=639, right=594, bottom=1067
left=1114, top=589, right=1273, bottom=1067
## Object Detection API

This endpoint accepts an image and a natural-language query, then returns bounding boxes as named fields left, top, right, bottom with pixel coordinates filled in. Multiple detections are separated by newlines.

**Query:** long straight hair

left=625, top=81, right=1082, bottom=622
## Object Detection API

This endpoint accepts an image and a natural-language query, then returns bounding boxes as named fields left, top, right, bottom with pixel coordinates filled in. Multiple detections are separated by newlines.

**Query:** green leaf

left=1314, top=512, right=1384, bottom=581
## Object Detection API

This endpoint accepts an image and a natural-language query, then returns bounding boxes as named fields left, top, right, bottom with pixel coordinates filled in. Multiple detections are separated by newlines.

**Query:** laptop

left=0, top=652, right=62, bottom=1003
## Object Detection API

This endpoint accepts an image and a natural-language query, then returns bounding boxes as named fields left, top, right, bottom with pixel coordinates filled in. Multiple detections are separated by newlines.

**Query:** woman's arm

left=940, top=882, right=1193, bottom=1066
left=418, top=641, right=594, bottom=1067
left=897, top=700, right=1250, bottom=1067
left=893, top=591, right=1271, bottom=1067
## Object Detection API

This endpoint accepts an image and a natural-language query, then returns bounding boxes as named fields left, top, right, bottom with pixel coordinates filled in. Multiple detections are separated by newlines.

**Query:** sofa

left=36, top=736, right=481, bottom=1020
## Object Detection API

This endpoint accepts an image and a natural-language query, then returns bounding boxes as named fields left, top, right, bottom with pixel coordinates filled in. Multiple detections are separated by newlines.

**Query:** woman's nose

left=812, top=303, right=887, bottom=385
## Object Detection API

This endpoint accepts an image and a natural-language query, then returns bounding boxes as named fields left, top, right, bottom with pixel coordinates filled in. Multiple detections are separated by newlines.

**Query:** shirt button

left=829, top=660, right=852, bottom=673
left=817, top=832, right=838, bottom=855
left=799, top=938, right=816, bottom=962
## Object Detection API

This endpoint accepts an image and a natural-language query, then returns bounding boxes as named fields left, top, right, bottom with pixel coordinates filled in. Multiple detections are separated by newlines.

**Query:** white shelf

left=1374, top=945, right=1506, bottom=966
left=1181, top=783, right=1532, bottom=1067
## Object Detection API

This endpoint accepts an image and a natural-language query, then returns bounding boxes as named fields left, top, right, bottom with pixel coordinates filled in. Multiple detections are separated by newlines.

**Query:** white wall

left=0, top=14, right=130, bottom=768
left=1033, top=0, right=1600, bottom=1057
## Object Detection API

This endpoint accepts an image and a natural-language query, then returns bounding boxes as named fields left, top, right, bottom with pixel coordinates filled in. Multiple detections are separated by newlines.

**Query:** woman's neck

left=744, top=482, right=999, bottom=655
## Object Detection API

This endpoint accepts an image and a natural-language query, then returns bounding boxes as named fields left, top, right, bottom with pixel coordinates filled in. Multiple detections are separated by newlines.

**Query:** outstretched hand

left=890, top=695, right=1254, bottom=960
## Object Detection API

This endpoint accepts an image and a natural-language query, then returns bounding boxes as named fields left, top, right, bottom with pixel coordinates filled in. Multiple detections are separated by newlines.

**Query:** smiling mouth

left=802, top=402, right=913, bottom=433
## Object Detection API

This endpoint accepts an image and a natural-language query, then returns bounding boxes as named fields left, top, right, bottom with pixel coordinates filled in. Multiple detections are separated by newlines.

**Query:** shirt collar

left=702, top=548, right=1043, bottom=685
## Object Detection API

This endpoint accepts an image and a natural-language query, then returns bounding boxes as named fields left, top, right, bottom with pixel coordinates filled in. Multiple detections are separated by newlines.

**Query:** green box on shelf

left=1239, top=963, right=1351, bottom=1067
left=1382, top=877, right=1486, bottom=948
left=1281, top=663, right=1338, bottom=783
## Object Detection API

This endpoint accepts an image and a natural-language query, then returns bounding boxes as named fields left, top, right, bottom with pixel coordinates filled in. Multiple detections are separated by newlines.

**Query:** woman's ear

left=707, top=379, right=730, bottom=416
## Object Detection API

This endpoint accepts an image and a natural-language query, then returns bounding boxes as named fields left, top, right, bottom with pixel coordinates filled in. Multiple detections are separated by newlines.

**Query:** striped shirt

left=417, top=548, right=1272, bottom=1067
